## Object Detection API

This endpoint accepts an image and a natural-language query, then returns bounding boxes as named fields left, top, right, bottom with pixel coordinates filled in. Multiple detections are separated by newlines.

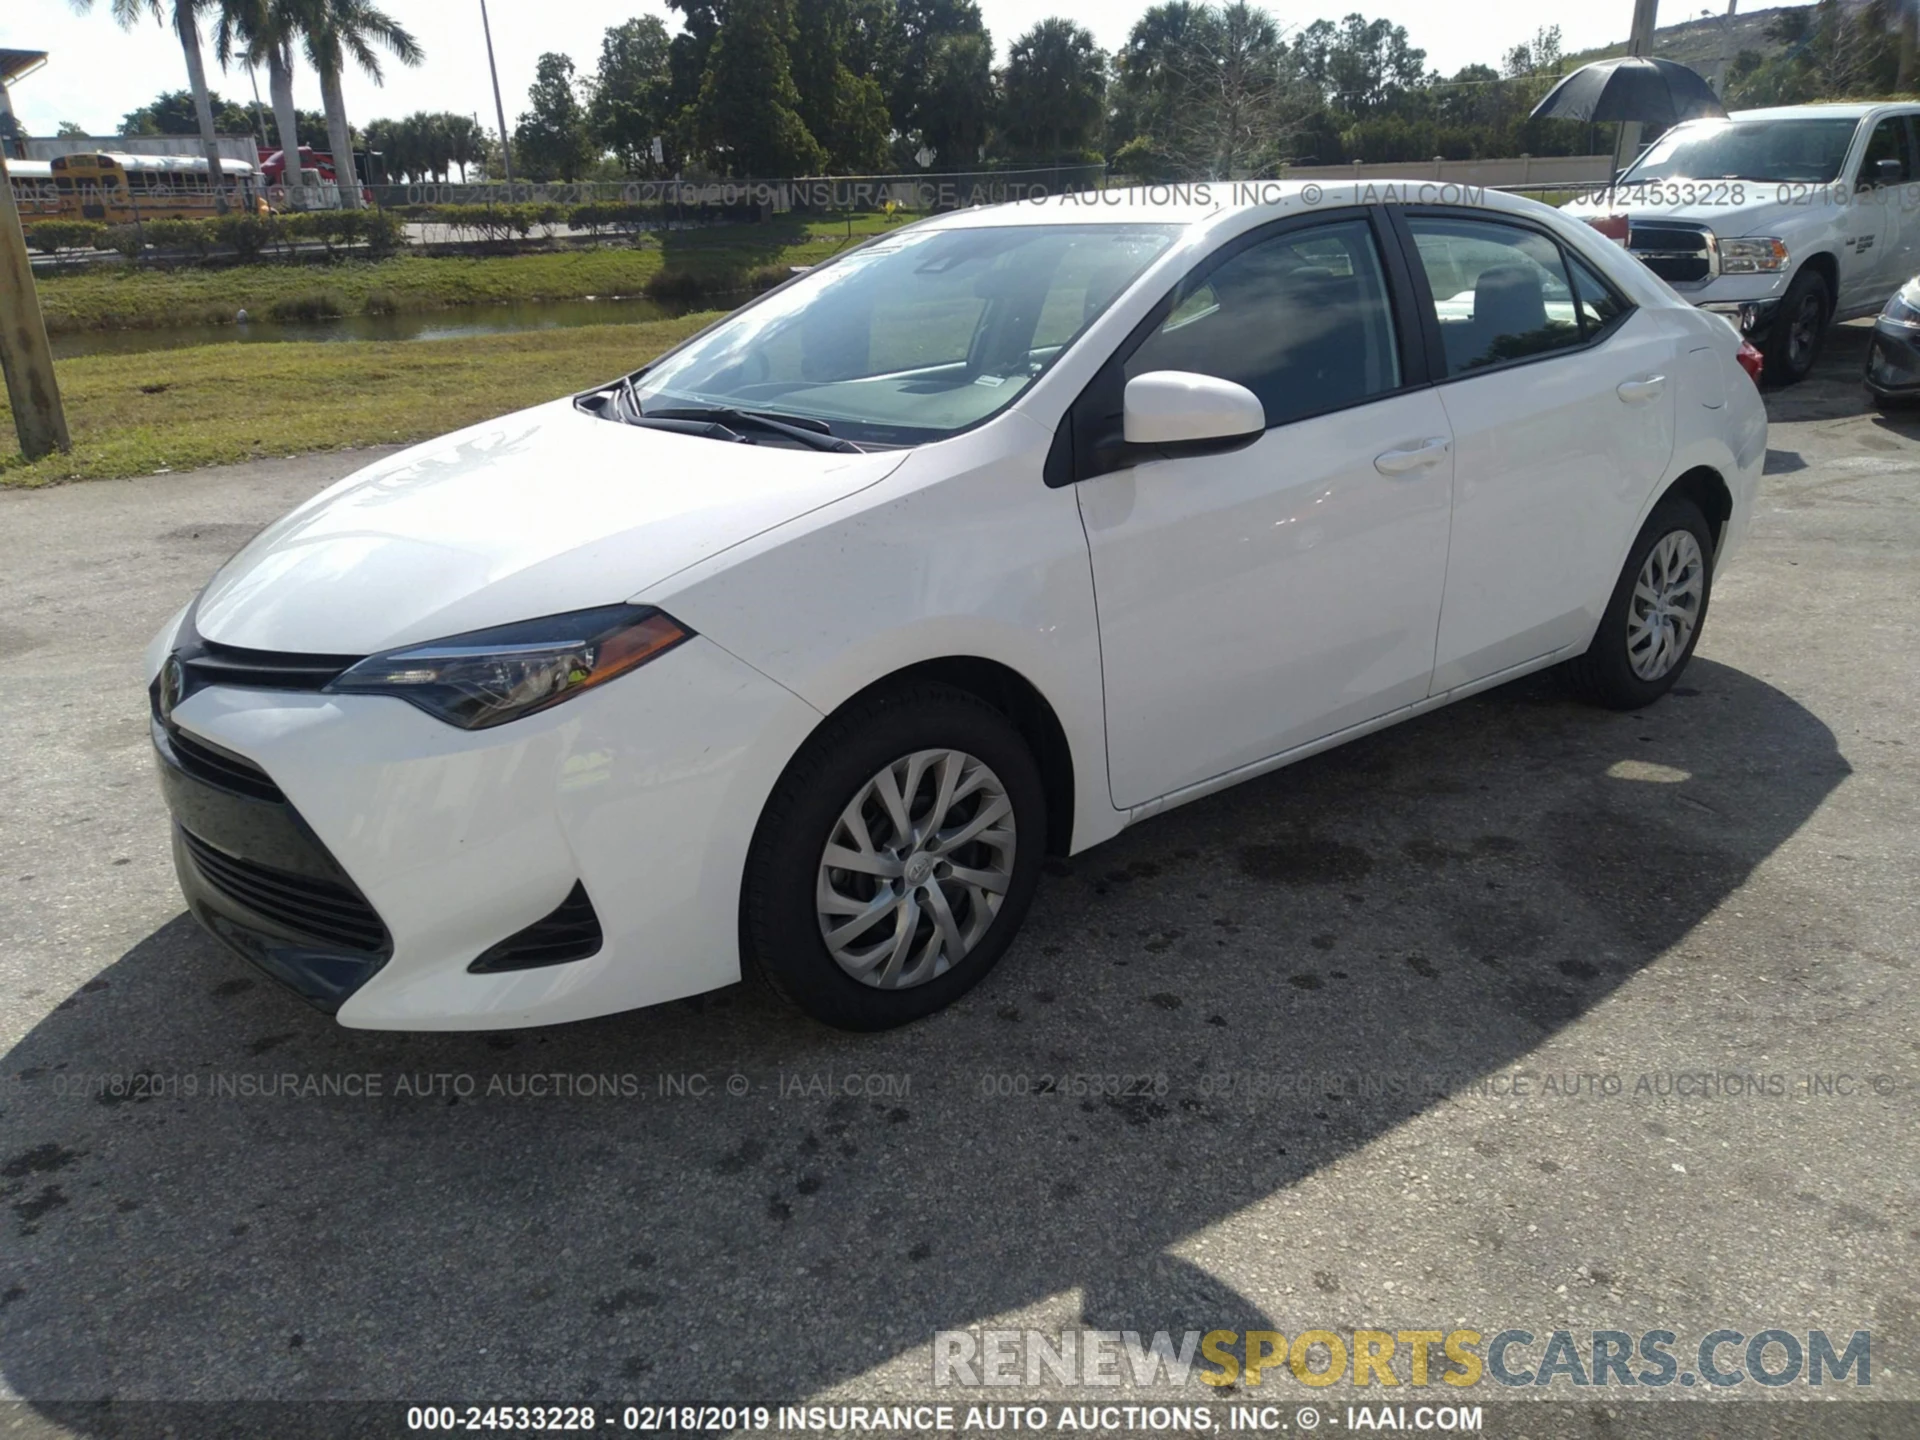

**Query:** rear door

left=1391, top=209, right=1677, bottom=691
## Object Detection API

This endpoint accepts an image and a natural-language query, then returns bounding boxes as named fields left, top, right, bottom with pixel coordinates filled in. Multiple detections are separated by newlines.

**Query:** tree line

left=487, top=4, right=1600, bottom=183
left=80, top=0, right=1920, bottom=193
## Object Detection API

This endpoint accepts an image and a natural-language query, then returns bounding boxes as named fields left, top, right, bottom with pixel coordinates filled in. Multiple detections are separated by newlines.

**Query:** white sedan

left=146, top=182, right=1766, bottom=1031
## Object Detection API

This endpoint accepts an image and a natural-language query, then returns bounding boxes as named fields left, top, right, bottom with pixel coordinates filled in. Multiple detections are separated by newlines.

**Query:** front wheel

left=1564, top=496, right=1715, bottom=710
left=1762, top=268, right=1831, bottom=385
left=742, top=683, right=1046, bottom=1030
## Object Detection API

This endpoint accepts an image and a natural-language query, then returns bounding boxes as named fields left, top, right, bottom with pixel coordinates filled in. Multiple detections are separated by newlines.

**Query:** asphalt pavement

left=0, top=325, right=1914, bottom=1437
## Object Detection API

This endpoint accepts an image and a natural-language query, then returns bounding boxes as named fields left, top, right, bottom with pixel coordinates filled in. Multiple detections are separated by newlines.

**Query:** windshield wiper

left=643, top=405, right=861, bottom=453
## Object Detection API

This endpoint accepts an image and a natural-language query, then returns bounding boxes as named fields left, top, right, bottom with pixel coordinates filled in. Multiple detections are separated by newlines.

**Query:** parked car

left=1864, top=273, right=1920, bottom=408
left=1563, top=102, right=1920, bottom=384
left=146, top=183, right=1766, bottom=1032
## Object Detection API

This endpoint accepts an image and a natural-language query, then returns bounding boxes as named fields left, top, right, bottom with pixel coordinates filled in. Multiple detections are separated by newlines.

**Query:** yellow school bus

left=6, top=160, right=61, bottom=217
left=49, top=151, right=262, bottom=221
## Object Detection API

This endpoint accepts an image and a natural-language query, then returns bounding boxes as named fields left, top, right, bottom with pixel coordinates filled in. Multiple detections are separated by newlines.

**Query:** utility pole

left=479, top=0, right=514, bottom=190
left=1615, top=0, right=1662, bottom=171
left=0, top=152, right=70, bottom=461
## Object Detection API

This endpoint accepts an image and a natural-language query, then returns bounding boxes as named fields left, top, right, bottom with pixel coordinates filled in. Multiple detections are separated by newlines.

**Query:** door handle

left=1373, top=437, right=1450, bottom=475
left=1617, top=374, right=1667, bottom=404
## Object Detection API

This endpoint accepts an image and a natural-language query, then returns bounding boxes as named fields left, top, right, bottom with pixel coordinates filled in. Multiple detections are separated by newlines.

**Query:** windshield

left=1620, top=117, right=1861, bottom=185
left=629, top=223, right=1180, bottom=446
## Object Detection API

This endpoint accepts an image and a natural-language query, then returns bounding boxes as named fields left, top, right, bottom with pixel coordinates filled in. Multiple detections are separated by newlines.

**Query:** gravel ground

left=0, top=325, right=1913, bottom=1438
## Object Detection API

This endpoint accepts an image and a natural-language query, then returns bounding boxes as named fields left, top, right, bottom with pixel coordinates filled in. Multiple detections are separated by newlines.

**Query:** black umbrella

left=1530, top=56, right=1727, bottom=129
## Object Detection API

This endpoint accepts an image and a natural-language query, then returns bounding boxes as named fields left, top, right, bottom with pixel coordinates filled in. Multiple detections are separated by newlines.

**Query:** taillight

left=1736, top=341, right=1764, bottom=385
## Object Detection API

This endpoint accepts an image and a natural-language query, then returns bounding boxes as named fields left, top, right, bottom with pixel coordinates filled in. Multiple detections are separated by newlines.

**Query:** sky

left=4, top=0, right=1739, bottom=142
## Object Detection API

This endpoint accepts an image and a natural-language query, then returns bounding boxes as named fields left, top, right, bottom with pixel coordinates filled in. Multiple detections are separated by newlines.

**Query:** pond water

left=50, top=294, right=719, bottom=361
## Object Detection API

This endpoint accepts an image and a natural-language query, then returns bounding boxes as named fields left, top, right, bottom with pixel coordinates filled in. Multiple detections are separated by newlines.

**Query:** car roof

left=919, top=180, right=1554, bottom=234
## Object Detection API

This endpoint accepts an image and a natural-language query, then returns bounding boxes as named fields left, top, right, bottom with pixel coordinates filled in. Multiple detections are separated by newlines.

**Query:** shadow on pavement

left=0, top=659, right=1848, bottom=1415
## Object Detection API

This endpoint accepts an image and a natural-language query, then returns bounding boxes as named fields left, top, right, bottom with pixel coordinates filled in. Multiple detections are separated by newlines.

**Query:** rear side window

left=1407, top=217, right=1583, bottom=376
left=1123, top=217, right=1401, bottom=429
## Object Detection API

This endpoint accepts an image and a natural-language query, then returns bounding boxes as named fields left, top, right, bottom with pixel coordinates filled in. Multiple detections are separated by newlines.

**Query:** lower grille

left=469, top=882, right=604, bottom=972
left=162, top=721, right=286, bottom=804
left=180, top=829, right=388, bottom=954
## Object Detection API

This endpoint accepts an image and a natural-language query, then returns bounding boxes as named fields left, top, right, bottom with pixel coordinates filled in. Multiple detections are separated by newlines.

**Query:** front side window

left=1860, top=116, right=1914, bottom=184
left=1123, top=217, right=1402, bottom=429
left=1408, top=218, right=1583, bottom=376
left=629, top=223, right=1178, bottom=446
left=1620, top=117, right=1861, bottom=185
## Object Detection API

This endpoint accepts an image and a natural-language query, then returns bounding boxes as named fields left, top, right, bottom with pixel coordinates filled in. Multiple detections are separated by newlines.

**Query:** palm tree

left=74, top=0, right=232, bottom=211
left=298, top=0, right=422, bottom=209
left=216, top=0, right=309, bottom=197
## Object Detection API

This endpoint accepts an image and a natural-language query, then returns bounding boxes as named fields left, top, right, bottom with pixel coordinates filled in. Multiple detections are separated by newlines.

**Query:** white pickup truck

left=1562, top=101, right=1920, bottom=383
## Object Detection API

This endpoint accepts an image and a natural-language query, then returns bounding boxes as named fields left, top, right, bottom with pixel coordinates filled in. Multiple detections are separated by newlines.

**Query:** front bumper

left=151, top=634, right=822, bottom=1029
left=1865, top=318, right=1920, bottom=397
left=1701, top=298, right=1781, bottom=340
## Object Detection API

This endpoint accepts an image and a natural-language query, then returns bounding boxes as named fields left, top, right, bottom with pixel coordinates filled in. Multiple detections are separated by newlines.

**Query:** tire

left=742, top=682, right=1046, bottom=1030
left=1762, top=267, right=1831, bottom=385
left=1564, top=496, right=1715, bottom=711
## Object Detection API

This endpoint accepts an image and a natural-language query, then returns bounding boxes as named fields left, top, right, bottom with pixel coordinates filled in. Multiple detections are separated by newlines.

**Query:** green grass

left=1, top=313, right=719, bottom=488
left=31, top=213, right=898, bottom=334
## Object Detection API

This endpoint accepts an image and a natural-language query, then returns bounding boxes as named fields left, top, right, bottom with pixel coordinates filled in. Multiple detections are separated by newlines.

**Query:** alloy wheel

left=815, top=748, right=1016, bottom=989
left=1626, top=529, right=1705, bottom=681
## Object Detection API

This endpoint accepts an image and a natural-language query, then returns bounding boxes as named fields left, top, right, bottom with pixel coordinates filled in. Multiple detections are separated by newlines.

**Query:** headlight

left=1717, top=236, right=1789, bottom=274
left=1883, top=280, right=1920, bottom=329
left=326, top=605, right=692, bottom=729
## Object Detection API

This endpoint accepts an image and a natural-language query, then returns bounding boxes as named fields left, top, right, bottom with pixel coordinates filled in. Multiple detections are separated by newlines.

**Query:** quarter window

left=1124, top=217, right=1402, bottom=429
left=1567, top=252, right=1629, bottom=337
left=1407, top=217, right=1583, bottom=376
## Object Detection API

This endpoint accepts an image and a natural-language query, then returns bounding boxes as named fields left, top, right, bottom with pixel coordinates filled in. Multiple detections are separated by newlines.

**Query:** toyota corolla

left=146, top=183, right=1766, bottom=1031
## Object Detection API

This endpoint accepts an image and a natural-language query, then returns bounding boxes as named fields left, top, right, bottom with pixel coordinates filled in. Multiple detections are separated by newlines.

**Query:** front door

left=1842, top=115, right=1914, bottom=311
left=1075, top=213, right=1455, bottom=809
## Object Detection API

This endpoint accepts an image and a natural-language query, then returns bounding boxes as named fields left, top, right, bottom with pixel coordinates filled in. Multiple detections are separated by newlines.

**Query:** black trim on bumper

left=154, top=719, right=391, bottom=1012
left=468, top=881, right=604, bottom=973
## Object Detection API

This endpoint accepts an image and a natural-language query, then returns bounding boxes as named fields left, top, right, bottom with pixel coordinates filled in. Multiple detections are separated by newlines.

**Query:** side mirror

left=1123, top=371, right=1265, bottom=450
left=1873, top=157, right=1905, bottom=186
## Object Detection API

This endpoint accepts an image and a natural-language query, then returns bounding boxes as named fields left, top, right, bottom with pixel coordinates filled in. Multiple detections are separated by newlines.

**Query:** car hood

left=193, top=398, right=907, bottom=654
left=1562, top=188, right=1821, bottom=236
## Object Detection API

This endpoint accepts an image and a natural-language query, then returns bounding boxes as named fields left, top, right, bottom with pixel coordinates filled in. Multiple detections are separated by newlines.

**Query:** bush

left=208, top=212, right=280, bottom=262
left=361, top=286, right=401, bottom=315
left=362, top=209, right=407, bottom=256
left=266, top=288, right=349, bottom=323
left=143, top=218, right=214, bottom=257
left=21, top=220, right=105, bottom=255
left=99, top=224, right=145, bottom=259
left=422, top=202, right=561, bottom=245
left=642, top=269, right=713, bottom=302
left=568, top=201, right=665, bottom=239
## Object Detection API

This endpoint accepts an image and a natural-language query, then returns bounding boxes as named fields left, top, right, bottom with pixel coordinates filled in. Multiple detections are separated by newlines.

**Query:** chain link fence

left=367, top=164, right=1109, bottom=216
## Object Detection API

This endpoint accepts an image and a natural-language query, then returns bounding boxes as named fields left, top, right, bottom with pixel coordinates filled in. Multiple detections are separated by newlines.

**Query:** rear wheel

left=742, top=683, right=1045, bottom=1030
left=1762, top=268, right=1831, bottom=385
left=1564, top=496, right=1714, bottom=710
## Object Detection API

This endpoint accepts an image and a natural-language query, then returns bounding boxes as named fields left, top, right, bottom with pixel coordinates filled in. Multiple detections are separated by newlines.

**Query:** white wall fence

left=1287, top=154, right=1619, bottom=189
